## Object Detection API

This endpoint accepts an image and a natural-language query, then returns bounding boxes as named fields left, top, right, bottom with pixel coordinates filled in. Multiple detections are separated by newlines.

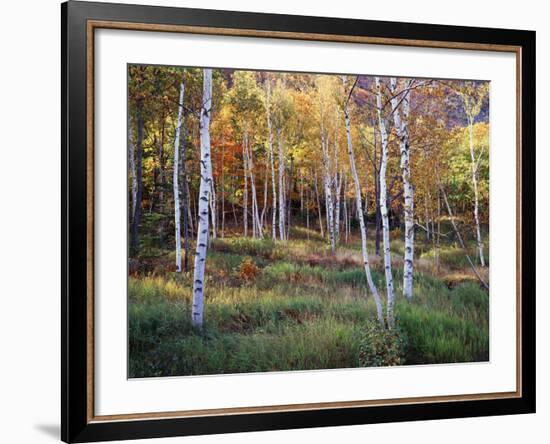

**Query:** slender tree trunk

left=375, top=77, right=395, bottom=328
left=242, top=133, right=249, bottom=237
left=300, top=171, right=304, bottom=215
left=306, top=187, right=310, bottom=233
left=246, top=133, right=263, bottom=238
left=265, top=84, right=278, bottom=240
left=173, top=80, right=185, bottom=272
left=468, top=118, right=486, bottom=266
left=261, top=165, right=268, bottom=230
left=130, top=99, right=144, bottom=255
left=320, top=102, right=336, bottom=251
left=314, top=172, right=324, bottom=238
left=424, top=195, right=431, bottom=242
left=286, top=156, right=293, bottom=239
left=333, top=110, right=341, bottom=244
left=390, top=78, right=414, bottom=301
left=334, top=172, right=342, bottom=243
left=178, top=116, right=191, bottom=271
left=277, top=129, right=286, bottom=240
left=191, top=69, right=213, bottom=328
left=373, top=125, right=382, bottom=256
left=343, top=79, right=384, bottom=323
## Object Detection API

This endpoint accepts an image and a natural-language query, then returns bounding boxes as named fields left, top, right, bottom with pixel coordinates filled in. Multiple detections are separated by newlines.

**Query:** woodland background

left=128, top=66, right=490, bottom=377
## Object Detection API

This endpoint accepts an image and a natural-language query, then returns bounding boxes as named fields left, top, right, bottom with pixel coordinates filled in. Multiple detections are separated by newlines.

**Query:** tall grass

left=129, top=236, right=489, bottom=378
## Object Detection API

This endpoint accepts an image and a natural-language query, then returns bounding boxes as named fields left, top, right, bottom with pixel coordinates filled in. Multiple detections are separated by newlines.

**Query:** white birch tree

left=242, top=137, right=248, bottom=237
left=245, top=133, right=263, bottom=238
left=319, top=96, right=336, bottom=251
left=277, top=129, right=286, bottom=240
left=390, top=78, right=414, bottom=300
left=342, top=76, right=384, bottom=323
left=375, top=76, right=396, bottom=328
left=191, top=69, right=213, bottom=328
left=455, top=82, right=488, bottom=267
left=173, top=79, right=185, bottom=272
left=265, top=81, right=278, bottom=240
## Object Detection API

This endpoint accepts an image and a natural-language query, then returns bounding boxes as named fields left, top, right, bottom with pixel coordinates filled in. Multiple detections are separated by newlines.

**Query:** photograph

left=127, top=65, right=490, bottom=378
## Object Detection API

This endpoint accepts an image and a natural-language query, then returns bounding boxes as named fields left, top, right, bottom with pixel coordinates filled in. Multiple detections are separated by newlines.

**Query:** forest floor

left=128, top=226, right=489, bottom=378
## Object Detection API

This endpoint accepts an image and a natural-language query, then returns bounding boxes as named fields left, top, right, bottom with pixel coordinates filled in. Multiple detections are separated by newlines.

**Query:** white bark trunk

left=468, top=119, right=485, bottom=267
left=320, top=101, right=336, bottom=251
left=314, top=172, right=324, bottom=238
left=173, top=80, right=185, bottom=272
left=242, top=133, right=249, bottom=237
left=343, top=78, right=384, bottom=323
left=191, top=69, right=213, bottom=328
left=333, top=111, right=341, bottom=243
left=277, top=130, right=286, bottom=240
left=265, top=85, right=278, bottom=240
left=375, top=77, right=395, bottom=328
left=334, top=172, right=342, bottom=242
left=246, top=133, right=263, bottom=238
left=390, top=78, right=414, bottom=301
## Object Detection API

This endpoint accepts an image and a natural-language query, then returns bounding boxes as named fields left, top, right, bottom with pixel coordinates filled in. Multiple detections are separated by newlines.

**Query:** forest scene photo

left=128, top=65, right=490, bottom=378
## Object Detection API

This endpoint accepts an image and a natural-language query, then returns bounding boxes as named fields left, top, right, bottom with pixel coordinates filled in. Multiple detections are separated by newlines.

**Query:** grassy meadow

left=129, top=226, right=489, bottom=378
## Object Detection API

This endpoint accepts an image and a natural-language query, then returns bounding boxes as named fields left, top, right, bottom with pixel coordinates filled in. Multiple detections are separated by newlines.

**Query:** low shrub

left=357, top=320, right=408, bottom=367
left=236, top=257, right=261, bottom=283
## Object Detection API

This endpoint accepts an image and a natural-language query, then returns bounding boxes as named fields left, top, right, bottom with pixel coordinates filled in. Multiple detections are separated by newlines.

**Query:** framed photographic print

left=61, top=1, right=536, bottom=442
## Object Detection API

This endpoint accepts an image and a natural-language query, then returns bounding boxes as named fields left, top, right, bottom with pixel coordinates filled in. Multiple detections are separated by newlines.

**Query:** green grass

left=129, top=235, right=489, bottom=378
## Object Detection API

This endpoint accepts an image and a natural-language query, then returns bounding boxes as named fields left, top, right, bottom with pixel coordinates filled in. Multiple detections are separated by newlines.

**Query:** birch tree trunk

left=314, top=172, right=324, bottom=238
left=343, top=78, right=384, bottom=323
left=334, top=172, right=342, bottom=243
left=333, top=111, right=341, bottom=244
left=191, top=69, right=213, bottom=328
left=468, top=117, right=486, bottom=267
left=390, top=78, right=415, bottom=301
left=265, top=84, right=278, bottom=240
left=178, top=119, right=191, bottom=271
left=246, top=133, right=263, bottom=238
left=173, top=80, right=185, bottom=272
left=375, top=77, right=395, bottom=328
left=277, top=129, right=286, bottom=240
left=261, top=165, right=268, bottom=230
left=286, top=156, right=293, bottom=239
left=320, top=101, right=336, bottom=251
left=242, top=133, right=249, bottom=237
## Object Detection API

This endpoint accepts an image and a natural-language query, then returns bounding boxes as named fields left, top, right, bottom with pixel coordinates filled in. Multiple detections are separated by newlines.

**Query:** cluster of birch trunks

left=128, top=66, right=489, bottom=329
